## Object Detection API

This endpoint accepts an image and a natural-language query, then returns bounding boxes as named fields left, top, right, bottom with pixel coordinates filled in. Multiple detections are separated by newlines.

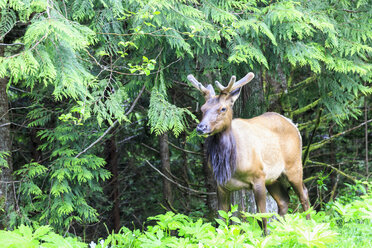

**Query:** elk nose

left=196, top=123, right=208, bottom=134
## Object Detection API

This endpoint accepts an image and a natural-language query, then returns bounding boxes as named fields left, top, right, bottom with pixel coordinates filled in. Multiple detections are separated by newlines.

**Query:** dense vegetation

left=1, top=191, right=371, bottom=247
left=0, top=0, right=371, bottom=246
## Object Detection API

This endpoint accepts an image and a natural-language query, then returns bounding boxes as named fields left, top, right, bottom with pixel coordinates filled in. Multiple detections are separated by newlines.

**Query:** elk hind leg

left=267, top=181, right=290, bottom=216
left=286, top=168, right=310, bottom=219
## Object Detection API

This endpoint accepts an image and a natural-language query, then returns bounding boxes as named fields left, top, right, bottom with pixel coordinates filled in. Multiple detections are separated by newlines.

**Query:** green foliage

left=2, top=190, right=371, bottom=247
left=0, top=8, right=17, bottom=39
left=0, top=6, right=96, bottom=100
left=0, top=151, right=10, bottom=169
left=96, top=192, right=371, bottom=247
left=0, top=225, right=86, bottom=248
left=97, top=209, right=330, bottom=247
left=148, top=88, right=197, bottom=137
left=12, top=106, right=112, bottom=231
left=329, top=189, right=372, bottom=247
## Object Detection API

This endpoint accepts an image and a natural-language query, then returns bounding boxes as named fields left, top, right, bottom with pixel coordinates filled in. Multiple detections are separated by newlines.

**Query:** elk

left=187, top=72, right=310, bottom=233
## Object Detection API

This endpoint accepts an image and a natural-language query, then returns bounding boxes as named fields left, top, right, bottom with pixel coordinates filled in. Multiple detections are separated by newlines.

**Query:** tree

left=0, top=71, right=15, bottom=228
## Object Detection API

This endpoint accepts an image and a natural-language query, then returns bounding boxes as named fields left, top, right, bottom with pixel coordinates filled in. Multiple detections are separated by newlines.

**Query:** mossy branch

left=292, top=98, right=321, bottom=116
left=307, top=160, right=357, bottom=183
left=303, top=118, right=372, bottom=153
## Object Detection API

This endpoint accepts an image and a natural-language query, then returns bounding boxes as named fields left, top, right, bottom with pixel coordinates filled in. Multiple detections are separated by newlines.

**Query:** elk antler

left=215, top=76, right=236, bottom=94
left=187, top=74, right=215, bottom=99
left=215, top=72, right=255, bottom=94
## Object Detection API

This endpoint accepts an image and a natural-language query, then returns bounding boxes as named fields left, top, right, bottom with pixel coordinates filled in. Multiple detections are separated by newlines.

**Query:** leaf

left=217, top=210, right=229, bottom=220
left=230, top=217, right=241, bottom=224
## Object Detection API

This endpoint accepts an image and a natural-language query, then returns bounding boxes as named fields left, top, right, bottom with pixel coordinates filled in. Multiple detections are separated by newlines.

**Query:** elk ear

left=227, top=87, right=241, bottom=104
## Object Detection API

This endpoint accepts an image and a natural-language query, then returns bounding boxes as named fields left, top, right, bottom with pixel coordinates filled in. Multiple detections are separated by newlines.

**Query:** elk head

left=187, top=73, right=255, bottom=136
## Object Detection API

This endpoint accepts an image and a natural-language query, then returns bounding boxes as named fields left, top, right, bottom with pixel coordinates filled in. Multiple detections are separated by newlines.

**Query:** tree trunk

left=105, top=133, right=120, bottom=232
left=238, top=70, right=264, bottom=118
left=30, top=128, right=42, bottom=162
left=328, top=123, right=339, bottom=201
left=364, top=91, right=369, bottom=176
left=181, top=134, right=191, bottom=211
left=232, top=190, right=278, bottom=214
left=159, top=132, right=173, bottom=211
left=0, top=51, right=16, bottom=228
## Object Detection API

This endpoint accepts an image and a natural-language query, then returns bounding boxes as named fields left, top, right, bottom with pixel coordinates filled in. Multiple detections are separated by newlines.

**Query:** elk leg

left=217, top=186, right=231, bottom=212
left=267, top=181, right=290, bottom=216
left=301, top=183, right=311, bottom=220
left=287, top=177, right=310, bottom=219
left=252, top=180, right=268, bottom=235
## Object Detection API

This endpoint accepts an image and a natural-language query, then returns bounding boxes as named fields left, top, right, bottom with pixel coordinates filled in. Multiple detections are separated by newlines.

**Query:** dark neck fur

left=206, top=128, right=236, bottom=185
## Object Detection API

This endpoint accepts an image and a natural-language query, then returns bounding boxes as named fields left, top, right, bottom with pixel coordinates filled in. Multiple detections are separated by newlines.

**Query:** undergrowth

left=0, top=190, right=370, bottom=248
left=96, top=190, right=371, bottom=248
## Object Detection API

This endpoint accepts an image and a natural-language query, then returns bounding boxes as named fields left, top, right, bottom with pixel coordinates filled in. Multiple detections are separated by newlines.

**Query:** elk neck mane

left=206, top=128, right=237, bottom=185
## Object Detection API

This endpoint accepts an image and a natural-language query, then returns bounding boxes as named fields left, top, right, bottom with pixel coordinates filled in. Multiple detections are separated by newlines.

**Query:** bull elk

left=187, top=72, right=310, bottom=233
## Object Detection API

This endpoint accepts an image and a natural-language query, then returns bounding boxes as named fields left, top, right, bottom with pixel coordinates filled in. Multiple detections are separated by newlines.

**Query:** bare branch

left=5, top=33, right=48, bottom=59
left=125, top=84, right=146, bottom=115
left=75, top=120, right=118, bottom=158
left=0, top=180, right=22, bottom=184
left=167, top=141, right=203, bottom=156
left=341, top=9, right=367, bottom=13
left=0, top=43, right=24, bottom=46
left=145, top=160, right=216, bottom=195
left=0, top=122, right=11, bottom=128
left=141, top=143, right=159, bottom=153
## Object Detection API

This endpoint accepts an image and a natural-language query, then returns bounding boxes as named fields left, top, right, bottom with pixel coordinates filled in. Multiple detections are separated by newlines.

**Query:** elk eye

left=221, top=107, right=227, bottom=112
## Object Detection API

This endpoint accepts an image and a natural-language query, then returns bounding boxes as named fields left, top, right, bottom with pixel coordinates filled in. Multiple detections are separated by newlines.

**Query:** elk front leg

left=253, top=180, right=268, bottom=235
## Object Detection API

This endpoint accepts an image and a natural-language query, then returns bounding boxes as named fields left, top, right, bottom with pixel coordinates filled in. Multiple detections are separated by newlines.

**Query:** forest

left=0, top=0, right=371, bottom=247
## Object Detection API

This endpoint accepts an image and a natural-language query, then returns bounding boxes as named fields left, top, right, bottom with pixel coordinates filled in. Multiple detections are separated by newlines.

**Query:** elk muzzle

left=196, top=123, right=210, bottom=135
